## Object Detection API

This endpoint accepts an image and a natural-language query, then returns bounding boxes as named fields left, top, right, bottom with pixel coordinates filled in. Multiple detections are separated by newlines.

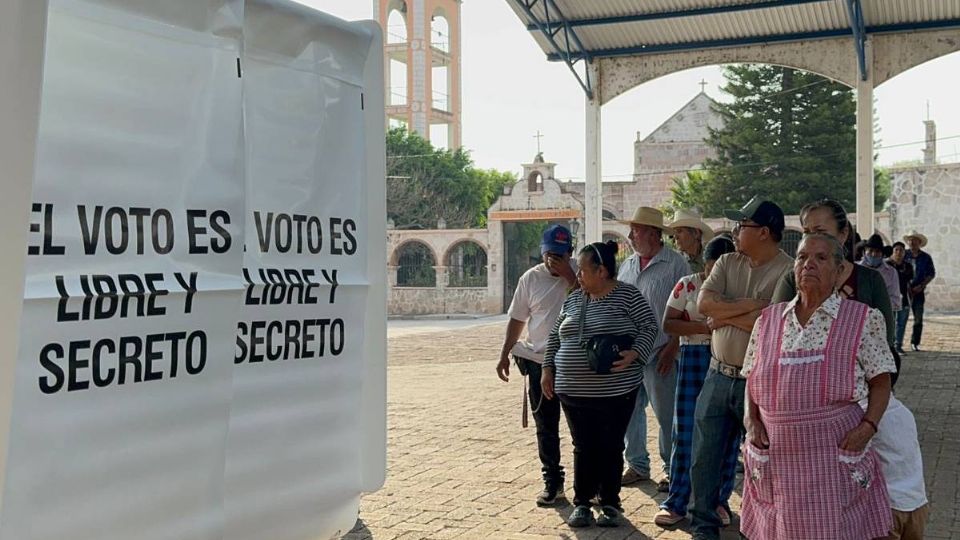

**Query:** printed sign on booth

left=0, top=1, right=386, bottom=539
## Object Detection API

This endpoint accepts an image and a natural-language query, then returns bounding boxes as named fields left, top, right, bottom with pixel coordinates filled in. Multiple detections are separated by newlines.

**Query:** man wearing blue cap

left=497, top=223, right=578, bottom=506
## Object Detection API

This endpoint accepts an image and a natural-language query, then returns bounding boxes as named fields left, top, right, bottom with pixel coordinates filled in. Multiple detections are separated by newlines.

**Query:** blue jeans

left=690, top=369, right=746, bottom=539
left=624, top=349, right=677, bottom=476
left=895, top=308, right=909, bottom=350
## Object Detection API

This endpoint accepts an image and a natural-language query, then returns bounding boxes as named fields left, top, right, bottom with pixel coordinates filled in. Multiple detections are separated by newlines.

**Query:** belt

left=710, top=358, right=745, bottom=379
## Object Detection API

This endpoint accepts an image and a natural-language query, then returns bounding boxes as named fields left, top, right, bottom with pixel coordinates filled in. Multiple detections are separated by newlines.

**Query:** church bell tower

left=376, top=0, right=462, bottom=150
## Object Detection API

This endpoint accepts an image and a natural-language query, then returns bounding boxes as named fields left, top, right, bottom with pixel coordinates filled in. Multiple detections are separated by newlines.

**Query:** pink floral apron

left=741, top=299, right=892, bottom=540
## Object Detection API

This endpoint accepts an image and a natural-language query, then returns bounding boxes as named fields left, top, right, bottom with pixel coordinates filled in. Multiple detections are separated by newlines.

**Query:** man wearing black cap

left=689, top=197, right=793, bottom=540
left=496, top=224, right=577, bottom=506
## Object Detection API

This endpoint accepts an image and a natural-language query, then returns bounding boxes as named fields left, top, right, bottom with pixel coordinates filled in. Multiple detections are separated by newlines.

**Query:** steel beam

left=844, top=0, right=868, bottom=81
left=544, top=18, right=960, bottom=62
left=511, top=0, right=593, bottom=98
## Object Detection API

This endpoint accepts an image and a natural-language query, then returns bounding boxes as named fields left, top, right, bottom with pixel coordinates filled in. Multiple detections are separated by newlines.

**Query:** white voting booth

left=0, top=1, right=386, bottom=539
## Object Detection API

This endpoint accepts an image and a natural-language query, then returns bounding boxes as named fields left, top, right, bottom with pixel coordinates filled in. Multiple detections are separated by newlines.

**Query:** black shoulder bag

left=577, top=292, right=634, bottom=375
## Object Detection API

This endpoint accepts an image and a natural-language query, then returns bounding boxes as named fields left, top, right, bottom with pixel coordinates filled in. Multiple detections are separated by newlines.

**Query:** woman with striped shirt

left=542, top=240, right=658, bottom=528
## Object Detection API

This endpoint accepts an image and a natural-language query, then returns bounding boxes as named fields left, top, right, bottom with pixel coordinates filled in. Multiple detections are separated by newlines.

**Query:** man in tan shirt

left=688, top=197, right=793, bottom=540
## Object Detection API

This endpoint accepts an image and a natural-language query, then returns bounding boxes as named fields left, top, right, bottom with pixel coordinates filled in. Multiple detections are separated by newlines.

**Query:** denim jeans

left=624, top=350, right=677, bottom=476
left=519, top=358, right=565, bottom=488
left=911, top=293, right=926, bottom=346
left=559, top=389, right=638, bottom=508
left=895, top=308, right=909, bottom=350
left=690, top=369, right=746, bottom=539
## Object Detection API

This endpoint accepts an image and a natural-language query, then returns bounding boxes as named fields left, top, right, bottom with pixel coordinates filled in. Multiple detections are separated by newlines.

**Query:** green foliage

left=386, top=128, right=515, bottom=229
left=667, top=170, right=721, bottom=217
left=669, top=65, right=872, bottom=216
left=874, top=167, right=891, bottom=211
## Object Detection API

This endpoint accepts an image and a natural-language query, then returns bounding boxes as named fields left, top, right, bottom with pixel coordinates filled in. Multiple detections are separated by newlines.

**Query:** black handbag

left=577, top=293, right=634, bottom=375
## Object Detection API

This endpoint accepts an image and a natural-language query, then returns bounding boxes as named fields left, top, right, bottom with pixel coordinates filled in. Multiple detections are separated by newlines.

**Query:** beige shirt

left=741, top=293, right=897, bottom=401
left=701, top=251, right=793, bottom=367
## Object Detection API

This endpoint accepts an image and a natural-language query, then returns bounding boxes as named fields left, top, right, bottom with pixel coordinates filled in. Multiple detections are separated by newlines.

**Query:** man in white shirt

left=864, top=396, right=929, bottom=540
left=496, top=224, right=577, bottom=506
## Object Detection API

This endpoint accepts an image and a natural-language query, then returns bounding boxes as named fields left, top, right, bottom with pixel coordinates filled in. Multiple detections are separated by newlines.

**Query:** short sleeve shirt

left=507, top=263, right=570, bottom=363
left=701, top=251, right=794, bottom=367
left=665, top=273, right=710, bottom=346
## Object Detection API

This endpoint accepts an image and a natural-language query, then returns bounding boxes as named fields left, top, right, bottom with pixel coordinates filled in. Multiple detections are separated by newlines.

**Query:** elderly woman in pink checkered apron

left=740, top=233, right=896, bottom=540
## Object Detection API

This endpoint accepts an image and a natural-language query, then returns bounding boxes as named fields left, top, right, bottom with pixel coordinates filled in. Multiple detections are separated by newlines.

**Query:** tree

left=386, top=128, right=514, bottom=229
left=670, top=65, right=868, bottom=216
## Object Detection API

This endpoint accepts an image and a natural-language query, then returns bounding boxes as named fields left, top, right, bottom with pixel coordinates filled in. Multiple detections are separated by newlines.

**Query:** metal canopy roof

left=507, top=0, right=960, bottom=98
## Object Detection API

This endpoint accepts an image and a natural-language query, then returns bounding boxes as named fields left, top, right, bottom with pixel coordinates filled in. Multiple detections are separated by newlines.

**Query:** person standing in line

left=542, top=241, right=658, bottom=528
left=740, top=233, right=895, bottom=540
left=668, top=208, right=714, bottom=274
left=903, top=231, right=936, bottom=352
left=654, top=236, right=739, bottom=528
left=688, top=197, right=794, bottom=540
left=616, top=207, right=691, bottom=491
left=496, top=224, right=577, bottom=506
left=887, top=241, right=913, bottom=355
left=859, top=234, right=902, bottom=317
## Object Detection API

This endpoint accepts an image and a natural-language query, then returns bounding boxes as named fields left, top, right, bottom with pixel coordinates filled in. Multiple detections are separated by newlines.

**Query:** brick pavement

left=344, top=315, right=960, bottom=540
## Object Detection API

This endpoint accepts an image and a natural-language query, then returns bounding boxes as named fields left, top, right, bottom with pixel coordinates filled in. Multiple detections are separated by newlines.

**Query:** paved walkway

left=345, top=315, right=960, bottom=540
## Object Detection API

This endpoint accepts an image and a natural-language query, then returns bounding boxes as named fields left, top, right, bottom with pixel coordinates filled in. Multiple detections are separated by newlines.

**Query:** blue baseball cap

left=540, top=224, right=573, bottom=255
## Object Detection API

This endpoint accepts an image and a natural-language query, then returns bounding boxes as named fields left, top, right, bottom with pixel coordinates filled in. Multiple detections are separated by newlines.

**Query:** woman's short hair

left=798, top=233, right=845, bottom=266
left=580, top=240, right=619, bottom=278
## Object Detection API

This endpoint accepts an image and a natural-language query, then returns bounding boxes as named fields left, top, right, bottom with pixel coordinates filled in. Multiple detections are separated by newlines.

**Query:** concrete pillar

left=434, top=265, right=447, bottom=290
left=487, top=219, right=504, bottom=313
left=584, top=63, right=602, bottom=244
left=855, top=40, right=874, bottom=236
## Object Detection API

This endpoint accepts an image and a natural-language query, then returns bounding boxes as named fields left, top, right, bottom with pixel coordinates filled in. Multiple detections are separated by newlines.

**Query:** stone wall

left=889, top=164, right=960, bottom=312
left=387, top=228, right=499, bottom=316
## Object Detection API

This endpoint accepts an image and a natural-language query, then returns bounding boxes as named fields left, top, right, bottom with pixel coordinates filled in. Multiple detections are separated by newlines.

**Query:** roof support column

left=855, top=39, right=874, bottom=236
left=585, top=80, right=602, bottom=244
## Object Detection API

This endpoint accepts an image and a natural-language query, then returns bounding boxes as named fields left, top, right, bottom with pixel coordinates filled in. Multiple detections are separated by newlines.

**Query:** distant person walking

left=903, top=231, right=935, bottom=352
left=496, top=224, right=577, bottom=506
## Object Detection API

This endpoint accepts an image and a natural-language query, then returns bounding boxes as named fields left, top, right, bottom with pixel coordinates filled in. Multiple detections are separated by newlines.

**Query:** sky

left=301, top=0, right=960, bottom=181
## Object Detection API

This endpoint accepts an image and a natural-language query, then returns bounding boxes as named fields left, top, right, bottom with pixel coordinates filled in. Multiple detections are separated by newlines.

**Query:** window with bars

left=446, top=241, right=487, bottom=288
left=395, top=241, right=436, bottom=287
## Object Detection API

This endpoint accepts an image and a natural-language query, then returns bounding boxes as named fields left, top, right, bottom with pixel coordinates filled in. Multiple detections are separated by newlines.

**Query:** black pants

left=911, top=292, right=925, bottom=346
left=519, top=358, right=564, bottom=488
left=558, top=388, right=639, bottom=508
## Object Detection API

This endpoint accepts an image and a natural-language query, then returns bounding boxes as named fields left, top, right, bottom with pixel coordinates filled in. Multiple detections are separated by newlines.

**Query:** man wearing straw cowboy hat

left=668, top=208, right=715, bottom=274
left=903, top=230, right=936, bottom=351
left=617, top=207, right=690, bottom=490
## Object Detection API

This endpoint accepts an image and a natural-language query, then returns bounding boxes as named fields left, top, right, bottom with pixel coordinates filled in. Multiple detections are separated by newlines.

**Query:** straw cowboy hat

left=617, top=207, right=674, bottom=235
left=903, top=230, right=928, bottom=248
left=668, top=208, right=715, bottom=242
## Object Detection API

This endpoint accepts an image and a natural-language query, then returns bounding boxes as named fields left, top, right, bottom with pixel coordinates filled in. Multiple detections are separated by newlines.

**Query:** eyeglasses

left=733, top=222, right=764, bottom=234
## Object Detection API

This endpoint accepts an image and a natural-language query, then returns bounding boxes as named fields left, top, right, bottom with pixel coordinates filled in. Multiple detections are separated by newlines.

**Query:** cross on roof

left=699, top=79, right=708, bottom=93
left=534, top=130, right=544, bottom=154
